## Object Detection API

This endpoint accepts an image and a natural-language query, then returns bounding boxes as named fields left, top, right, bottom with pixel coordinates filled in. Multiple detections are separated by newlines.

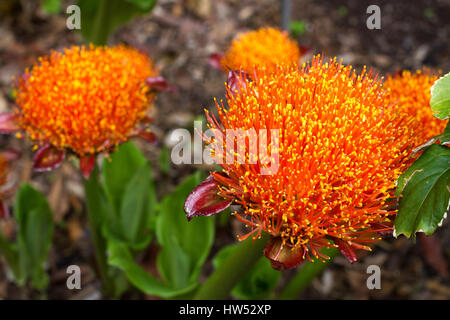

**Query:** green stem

left=83, top=165, right=114, bottom=296
left=277, top=247, right=339, bottom=300
left=0, top=230, right=20, bottom=279
left=194, top=236, right=268, bottom=300
left=90, top=0, right=110, bottom=45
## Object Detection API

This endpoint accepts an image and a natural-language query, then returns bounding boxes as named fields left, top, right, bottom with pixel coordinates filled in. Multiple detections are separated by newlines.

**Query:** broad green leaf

left=156, top=171, right=214, bottom=285
left=78, top=0, right=157, bottom=45
left=85, top=166, right=112, bottom=230
left=0, top=231, right=19, bottom=279
left=157, top=234, right=191, bottom=289
left=395, top=144, right=450, bottom=238
left=159, top=146, right=170, bottom=175
left=107, top=239, right=196, bottom=298
left=213, top=244, right=281, bottom=299
left=289, top=20, right=307, bottom=38
left=42, top=0, right=61, bottom=14
left=118, top=163, right=153, bottom=249
left=102, top=142, right=146, bottom=216
left=15, top=184, right=54, bottom=290
left=430, top=72, right=450, bottom=120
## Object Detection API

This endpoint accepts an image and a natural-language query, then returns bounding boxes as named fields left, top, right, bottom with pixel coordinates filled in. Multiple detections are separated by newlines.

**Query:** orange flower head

left=13, top=45, right=158, bottom=157
left=192, top=57, right=419, bottom=267
left=384, top=69, right=448, bottom=145
left=220, top=27, right=302, bottom=75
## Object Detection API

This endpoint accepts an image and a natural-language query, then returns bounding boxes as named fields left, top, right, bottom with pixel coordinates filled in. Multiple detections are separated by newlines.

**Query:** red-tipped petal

left=370, top=222, right=393, bottom=237
left=0, top=148, right=21, bottom=162
left=79, top=154, right=96, bottom=180
left=184, top=174, right=232, bottom=221
left=32, top=145, right=65, bottom=172
left=208, top=53, right=224, bottom=70
left=299, top=45, right=312, bottom=55
left=334, top=238, right=358, bottom=263
left=146, top=76, right=176, bottom=92
left=226, top=70, right=250, bottom=97
left=0, top=200, right=9, bottom=219
left=0, top=113, right=19, bottom=134
left=264, top=237, right=305, bottom=270
left=137, top=130, right=157, bottom=143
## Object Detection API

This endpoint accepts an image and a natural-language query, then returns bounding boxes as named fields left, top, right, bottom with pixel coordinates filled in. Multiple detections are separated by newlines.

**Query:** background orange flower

left=384, top=69, right=448, bottom=146
left=13, top=45, right=158, bottom=157
left=220, top=27, right=303, bottom=75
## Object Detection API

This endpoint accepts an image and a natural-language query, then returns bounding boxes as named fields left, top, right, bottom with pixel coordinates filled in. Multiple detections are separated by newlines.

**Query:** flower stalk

left=83, top=165, right=114, bottom=296
left=194, top=236, right=268, bottom=300
left=0, top=229, right=20, bottom=279
left=277, top=247, right=339, bottom=300
left=90, top=0, right=110, bottom=45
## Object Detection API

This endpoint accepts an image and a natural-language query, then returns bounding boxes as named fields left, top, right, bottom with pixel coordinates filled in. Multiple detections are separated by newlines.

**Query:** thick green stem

left=90, top=0, right=110, bottom=45
left=194, top=236, right=268, bottom=300
left=0, top=230, right=20, bottom=279
left=83, top=166, right=114, bottom=296
left=277, top=247, right=339, bottom=300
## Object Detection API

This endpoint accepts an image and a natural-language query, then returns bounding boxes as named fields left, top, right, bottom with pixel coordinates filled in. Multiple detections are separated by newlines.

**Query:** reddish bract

left=184, top=174, right=232, bottom=221
left=79, top=154, right=97, bottom=180
left=264, top=237, right=305, bottom=270
left=0, top=113, right=19, bottom=134
left=32, top=144, right=65, bottom=172
left=333, top=238, right=358, bottom=264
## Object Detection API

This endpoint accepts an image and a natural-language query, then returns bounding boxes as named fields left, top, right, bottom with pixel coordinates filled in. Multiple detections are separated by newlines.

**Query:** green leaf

left=213, top=244, right=281, bottom=299
left=395, top=145, right=450, bottom=238
left=77, top=0, right=157, bottom=45
left=118, top=163, right=154, bottom=249
left=15, top=183, right=54, bottom=290
left=156, top=171, right=214, bottom=286
left=289, top=20, right=307, bottom=38
left=430, top=72, right=450, bottom=120
left=107, top=239, right=197, bottom=298
left=0, top=230, right=20, bottom=281
left=42, top=0, right=61, bottom=14
left=102, top=142, right=146, bottom=216
left=159, top=146, right=170, bottom=175
left=157, top=234, right=191, bottom=289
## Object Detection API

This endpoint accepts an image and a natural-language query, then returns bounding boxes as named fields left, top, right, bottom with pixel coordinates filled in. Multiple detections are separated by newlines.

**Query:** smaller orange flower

left=384, top=69, right=448, bottom=145
left=0, top=45, right=168, bottom=178
left=215, top=27, right=305, bottom=75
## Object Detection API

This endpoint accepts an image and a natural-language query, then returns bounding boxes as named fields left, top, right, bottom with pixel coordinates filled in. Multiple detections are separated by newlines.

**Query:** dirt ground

left=0, top=0, right=449, bottom=299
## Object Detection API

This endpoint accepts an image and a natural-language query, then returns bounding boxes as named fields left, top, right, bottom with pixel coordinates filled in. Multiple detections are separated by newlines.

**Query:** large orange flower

left=186, top=57, right=419, bottom=269
left=218, top=27, right=304, bottom=75
left=0, top=45, right=166, bottom=178
left=384, top=69, right=448, bottom=145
